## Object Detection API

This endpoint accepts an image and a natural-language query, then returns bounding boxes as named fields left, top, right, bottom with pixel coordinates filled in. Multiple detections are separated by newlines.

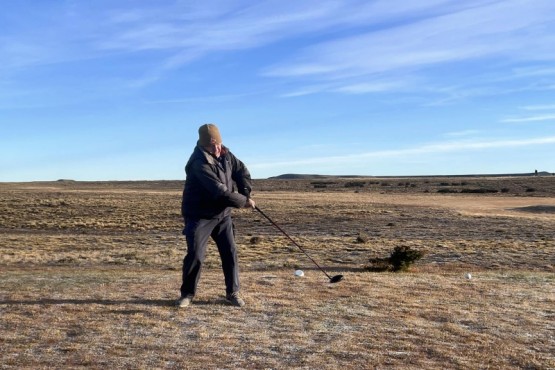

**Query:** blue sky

left=1, top=0, right=554, bottom=181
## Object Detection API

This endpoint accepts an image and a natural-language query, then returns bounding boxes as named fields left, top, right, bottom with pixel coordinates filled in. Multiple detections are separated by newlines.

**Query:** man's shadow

left=0, top=298, right=227, bottom=307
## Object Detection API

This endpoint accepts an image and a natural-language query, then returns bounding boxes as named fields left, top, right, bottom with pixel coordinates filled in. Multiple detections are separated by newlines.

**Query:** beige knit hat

left=198, top=124, right=222, bottom=146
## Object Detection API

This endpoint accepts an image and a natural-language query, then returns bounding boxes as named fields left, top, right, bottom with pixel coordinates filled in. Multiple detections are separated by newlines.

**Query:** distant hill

left=268, top=172, right=553, bottom=180
left=269, top=174, right=366, bottom=180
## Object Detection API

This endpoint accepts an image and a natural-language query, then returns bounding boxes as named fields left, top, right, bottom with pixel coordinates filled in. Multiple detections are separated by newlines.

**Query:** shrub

left=311, top=181, right=335, bottom=189
left=366, top=246, right=424, bottom=272
left=355, top=232, right=369, bottom=243
left=311, top=181, right=336, bottom=186
left=437, top=188, right=458, bottom=193
left=389, top=246, right=424, bottom=271
left=460, top=188, right=498, bottom=194
left=345, top=181, right=365, bottom=188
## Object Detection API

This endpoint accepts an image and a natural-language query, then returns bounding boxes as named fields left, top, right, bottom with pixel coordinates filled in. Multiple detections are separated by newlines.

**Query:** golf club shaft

left=255, top=206, right=332, bottom=280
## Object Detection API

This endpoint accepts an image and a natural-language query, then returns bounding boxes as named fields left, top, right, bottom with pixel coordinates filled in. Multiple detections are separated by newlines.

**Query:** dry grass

left=1, top=178, right=554, bottom=369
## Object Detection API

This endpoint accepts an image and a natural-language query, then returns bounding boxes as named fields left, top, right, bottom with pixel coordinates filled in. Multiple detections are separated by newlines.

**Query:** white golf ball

left=465, top=273, right=472, bottom=280
left=294, top=270, right=304, bottom=277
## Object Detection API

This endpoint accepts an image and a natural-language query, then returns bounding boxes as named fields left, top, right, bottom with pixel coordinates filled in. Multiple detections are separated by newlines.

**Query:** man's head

left=198, top=123, right=223, bottom=157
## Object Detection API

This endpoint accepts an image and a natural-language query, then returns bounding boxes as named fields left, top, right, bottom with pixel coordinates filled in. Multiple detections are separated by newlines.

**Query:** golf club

left=255, top=206, right=344, bottom=284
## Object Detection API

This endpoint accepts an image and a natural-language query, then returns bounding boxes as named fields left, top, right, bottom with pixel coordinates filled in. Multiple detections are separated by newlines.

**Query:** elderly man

left=176, top=124, right=255, bottom=308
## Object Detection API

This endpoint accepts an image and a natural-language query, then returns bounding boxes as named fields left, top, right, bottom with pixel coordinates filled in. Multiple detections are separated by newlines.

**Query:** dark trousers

left=180, top=215, right=240, bottom=297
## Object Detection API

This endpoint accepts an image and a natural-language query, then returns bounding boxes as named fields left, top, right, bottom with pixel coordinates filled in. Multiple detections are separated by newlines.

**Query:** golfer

left=176, top=124, right=255, bottom=308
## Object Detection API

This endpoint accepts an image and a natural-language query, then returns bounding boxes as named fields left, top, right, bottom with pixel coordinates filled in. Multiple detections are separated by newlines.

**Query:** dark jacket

left=181, top=144, right=252, bottom=220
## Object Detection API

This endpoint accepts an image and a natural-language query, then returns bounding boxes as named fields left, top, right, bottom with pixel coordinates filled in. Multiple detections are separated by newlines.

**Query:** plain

left=1, top=176, right=554, bottom=369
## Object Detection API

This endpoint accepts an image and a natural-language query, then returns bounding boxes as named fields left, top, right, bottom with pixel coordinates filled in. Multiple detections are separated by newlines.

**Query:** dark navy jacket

left=181, top=144, right=252, bottom=220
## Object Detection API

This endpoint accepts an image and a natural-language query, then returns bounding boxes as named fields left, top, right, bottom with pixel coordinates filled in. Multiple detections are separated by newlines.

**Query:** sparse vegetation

left=355, top=232, right=369, bottom=243
left=366, top=245, right=424, bottom=272
left=460, top=188, right=499, bottom=193
left=311, top=181, right=336, bottom=189
left=437, top=188, right=459, bottom=193
left=388, top=245, right=425, bottom=271
left=344, top=181, right=365, bottom=188
left=1, top=177, right=554, bottom=369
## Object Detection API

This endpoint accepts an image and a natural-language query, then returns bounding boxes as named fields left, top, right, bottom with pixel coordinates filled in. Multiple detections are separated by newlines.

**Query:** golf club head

left=329, top=275, right=344, bottom=283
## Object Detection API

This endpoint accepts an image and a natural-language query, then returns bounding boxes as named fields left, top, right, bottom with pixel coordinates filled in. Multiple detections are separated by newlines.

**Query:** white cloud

left=444, top=130, right=481, bottom=137
left=521, top=104, right=555, bottom=111
left=281, top=78, right=410, bottom=97
left=1, top=1, right=509, bottom=80
left=333, top=81, right=407, bottom=94
left=2, top=0, right=555, bottom=93
left=267, top=0, right=555, bottom=79
left=250, top=136, right=555, bottom=170
left=501, top=115, right=555, bottom=123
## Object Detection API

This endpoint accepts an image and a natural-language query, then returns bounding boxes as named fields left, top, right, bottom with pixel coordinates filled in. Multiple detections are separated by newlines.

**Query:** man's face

left=204, top=141, right=222, bottom=158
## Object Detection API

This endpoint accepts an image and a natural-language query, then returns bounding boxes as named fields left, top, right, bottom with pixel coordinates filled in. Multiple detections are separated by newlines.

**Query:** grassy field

left=1, top=177, right=554, bottom=369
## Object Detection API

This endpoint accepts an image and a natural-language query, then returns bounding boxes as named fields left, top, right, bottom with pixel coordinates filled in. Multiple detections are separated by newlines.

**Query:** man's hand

left=245, top=198, right=256, bottom=209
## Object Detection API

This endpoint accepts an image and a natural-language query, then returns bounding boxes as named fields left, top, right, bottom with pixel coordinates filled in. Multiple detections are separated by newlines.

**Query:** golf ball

left=294, top=270, right=304, bottom=277
left=465, top=273, right=472, bottom=280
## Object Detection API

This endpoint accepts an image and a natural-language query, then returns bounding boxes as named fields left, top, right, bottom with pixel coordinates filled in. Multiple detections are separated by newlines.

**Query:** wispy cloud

left=269, top=1, right=555, bottom=77
left=521, top=104, right=555, bottom=111
left=265, top=0, right=555, bottom=97
left=501, top=115, right=555, bottom=123
left=280, top=77, right=411, bottom=97
left=2, top=0, right=555, bottom=95
left=444, top=130, right=481, bottom=137
left=250, top=136, right=555, bottom=169
left=1, top=1, right=512, bottom=85
left=333, top=80, right=409, bottom=95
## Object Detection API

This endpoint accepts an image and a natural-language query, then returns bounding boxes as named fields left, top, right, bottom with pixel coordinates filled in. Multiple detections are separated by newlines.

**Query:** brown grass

left=1, top=177, right=554, bottom=369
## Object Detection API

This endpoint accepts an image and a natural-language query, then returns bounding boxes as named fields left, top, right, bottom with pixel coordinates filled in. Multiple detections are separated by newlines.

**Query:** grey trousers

left=180, top=215, right=240, bottom=297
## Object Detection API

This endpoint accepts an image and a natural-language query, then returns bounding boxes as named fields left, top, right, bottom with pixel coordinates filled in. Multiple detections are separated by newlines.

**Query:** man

left=176, top=124, right=255, bottom=308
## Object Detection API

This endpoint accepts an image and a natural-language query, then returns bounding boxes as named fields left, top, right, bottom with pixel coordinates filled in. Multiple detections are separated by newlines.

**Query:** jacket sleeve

left=191, top=160, right=247, bottom=208
left=228, top=151, right=253, bottom=198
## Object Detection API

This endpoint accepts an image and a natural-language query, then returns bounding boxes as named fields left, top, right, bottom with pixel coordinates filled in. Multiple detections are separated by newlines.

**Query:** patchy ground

left=1, top=177, right=554, bottom=369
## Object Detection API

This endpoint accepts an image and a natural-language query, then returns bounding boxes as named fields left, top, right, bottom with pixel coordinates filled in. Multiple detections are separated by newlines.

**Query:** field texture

left=1, top=177, right=554, bottom=369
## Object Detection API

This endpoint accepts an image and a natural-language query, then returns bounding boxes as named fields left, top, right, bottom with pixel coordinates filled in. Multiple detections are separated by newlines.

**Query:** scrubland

left=1, top=176, right=554, bottom=369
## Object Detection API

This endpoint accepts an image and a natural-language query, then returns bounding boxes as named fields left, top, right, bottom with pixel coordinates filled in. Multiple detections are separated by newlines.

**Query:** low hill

left=269, top=172, right=553, bottom=180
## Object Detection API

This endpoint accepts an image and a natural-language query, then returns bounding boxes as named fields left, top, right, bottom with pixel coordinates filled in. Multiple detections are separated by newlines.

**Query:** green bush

left=389, top=246, right=424, bottom=271
left=366, top=246, right=424, bottom=272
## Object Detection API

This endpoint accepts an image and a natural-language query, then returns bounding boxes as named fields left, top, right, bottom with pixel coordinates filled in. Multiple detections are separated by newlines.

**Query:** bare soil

left=1, top=176, right=554, bottom=369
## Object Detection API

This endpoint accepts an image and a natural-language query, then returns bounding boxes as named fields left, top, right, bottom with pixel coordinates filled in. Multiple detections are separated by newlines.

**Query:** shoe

left=175, top=295, right=194, bottom=308
left=226, top=292, right=245, bottom=307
